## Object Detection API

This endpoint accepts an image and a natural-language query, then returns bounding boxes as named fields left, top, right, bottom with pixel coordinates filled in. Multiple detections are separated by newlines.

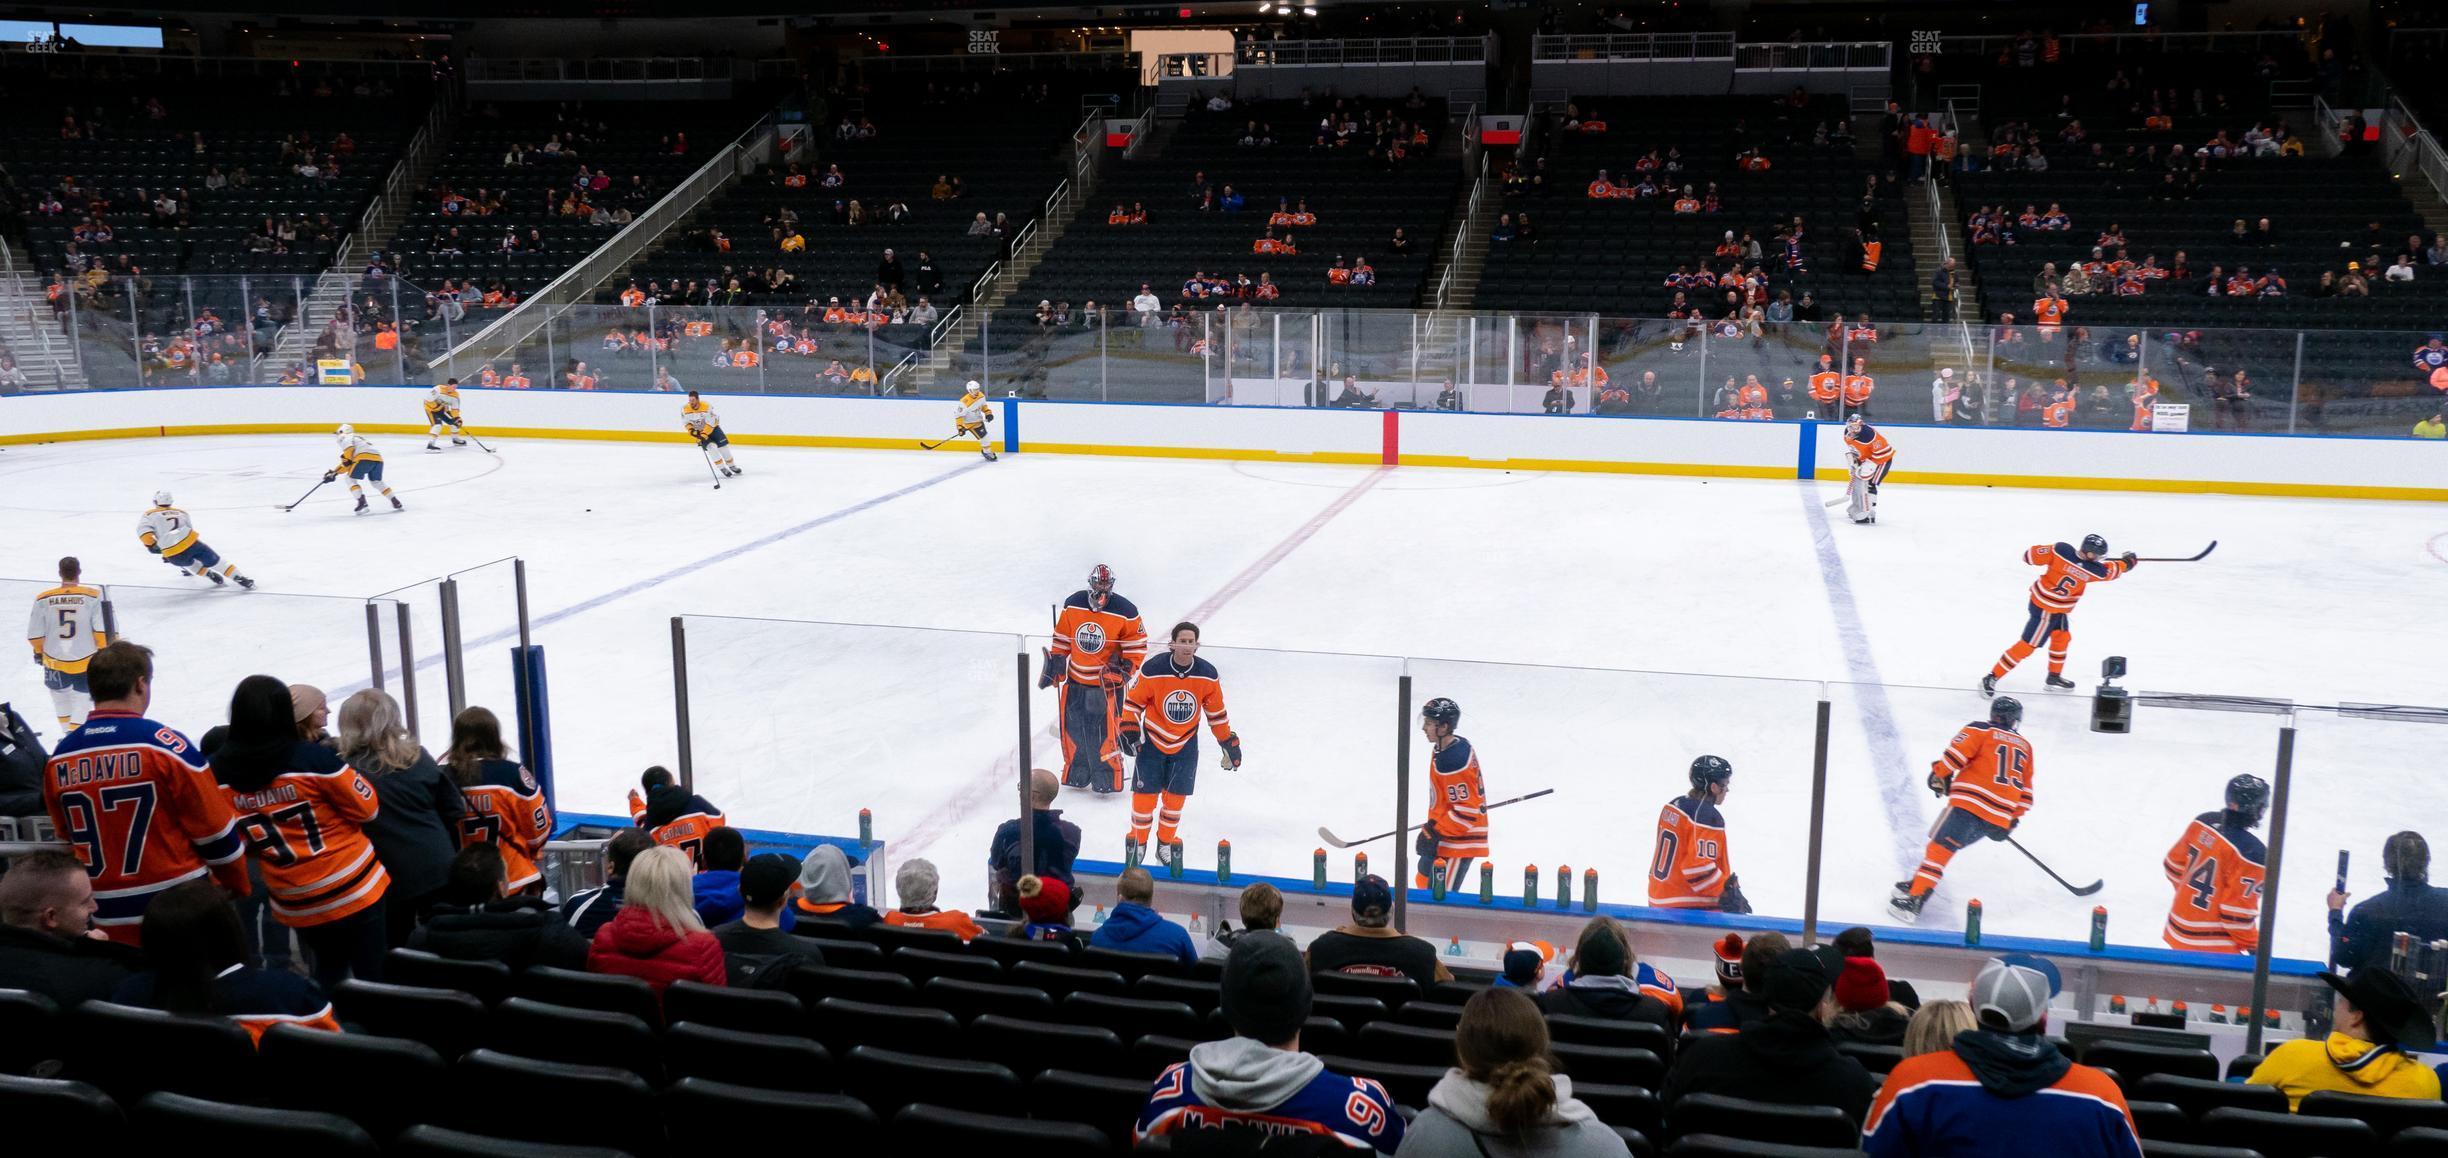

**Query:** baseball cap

left=1763, top=944, right=1846, bottom=1012
left=1972, top=954, right=2062, bottom=1033
left=1350, top=874, right=1393, bottom=921
left=1221, top=930, right=1313, bottom=1043
left=739, top=852, right=799, bottom=908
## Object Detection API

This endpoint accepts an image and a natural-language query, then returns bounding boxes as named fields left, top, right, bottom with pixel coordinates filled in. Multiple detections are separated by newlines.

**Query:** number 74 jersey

left=2161, top=813, right=2266, bottom=953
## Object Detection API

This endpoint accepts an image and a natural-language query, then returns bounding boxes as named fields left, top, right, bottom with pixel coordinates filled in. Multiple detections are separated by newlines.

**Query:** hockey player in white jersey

left=955, top=381, right=998, bottom=461
left=25, top=557, right=109, bottom=729
left=137, top=492, right=253, bottom=589
left=425, top=379, right=469, bottom=451
left=684, top=392, right=740, bottom=478
left=325, top=425, right=404, bottom=514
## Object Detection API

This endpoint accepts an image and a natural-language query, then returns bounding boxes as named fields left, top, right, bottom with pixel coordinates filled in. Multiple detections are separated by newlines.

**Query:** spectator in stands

left=882, top=857, right=982, bottom=941
left=1665, top=943, right=1875, bottom=1121
left=792, top=843, right=881, bottom=929
left=1900, top=1000, right=1975, bottom=1057
left=2387, top=254, right=2419, bottom=283
left=913, top=253, right=945, bottom=298
left=1137, top=931, right=1404, bottom=1151
left=1687, top=930, right=1787, bottom=1033
left=2248, top=965, right=2440, bottom=1108
left=1680, top=933, right=1745, bottom=1020
left=1307, top=874, right=1450, bottom=987
left=990, top=767, right=1081, bottom=910
left=2340, top=262, right=2371, bottom=296
left=1402, top=986, right=1631, bottom=1157
left=689, top=826, right=751, bottom=927
left=2416, top=411, right=2446, bottom=440
left=1863, top=955, right=2138, bottom=1157
left=711, top=852, right=822, bottom=986
left=1090, top=866, right=1197, bottom=964
left=2329, top=831, right=2448, bottom=983
left=1492, top=214, right=1516, bottom=244
left=1436, top=379, right=1465, bottom=411
left=586, top=845, right=726, bottom=994
left=1538, top=916, right=1671, bottom=1024
left=1015, top=873, right=1075, bottom=943
left=113, top=879, right=341, bottom=1041
left=1833, top=927, right=1919, bottom=1008
left=410, top=843, right=588, bottom=970
left=562, top=826, right=655, bottom=937
left=335, top=689, right=458, bottom=946
left=0, top=699, right=45, bottom=818
left=1202, top=881, right=1287, bottom=962
left=1831, top=956, right=1912, bottom=1046
left=0, top=848, right=141, bottom=1005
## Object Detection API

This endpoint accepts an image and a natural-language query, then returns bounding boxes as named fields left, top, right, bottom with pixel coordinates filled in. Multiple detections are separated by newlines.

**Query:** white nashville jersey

left=426, top=385, right=462, bottom=411
left=684, top=407, right=721, bottom=435
left=27, top=584, right=106, bottom=670
left=956, top=395, right=993, bottom=428
left=137, top=505, right=201, bottom=555
left=340, top=433, right=382, bottom=461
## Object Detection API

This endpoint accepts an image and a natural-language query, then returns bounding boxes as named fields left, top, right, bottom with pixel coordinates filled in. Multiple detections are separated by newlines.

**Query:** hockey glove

left=322, top=471, right=337, bottom=484
left=1117, top=721, right=1142, bottom=758
left=2121, top=551, right=2138, bottom=568
left=1036, top=648, right=1060, bottom=690
left=1219, top=733, right=1242, bottom=770
left=1996, top=817, right=2019, bottom=840
left=146, top=544, right=162, bottom=555
left=1414, top=827, right=1441, bottom=865
left=1927, top=770, right=1950, bottom=798
left=1719, top=877, right=1754, bottom=915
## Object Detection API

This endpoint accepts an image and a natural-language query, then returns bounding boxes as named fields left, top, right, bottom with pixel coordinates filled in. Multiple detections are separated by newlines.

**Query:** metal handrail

left=1234, top=37, right=1490, bottom=67
left=1935, top=30, right=2307, bottom=55
left=1734, top=41, right=1892, bottom=72
left=1530, top=32, right=1737, bottom=62
left=1120, top=107, right=1155, bottom=160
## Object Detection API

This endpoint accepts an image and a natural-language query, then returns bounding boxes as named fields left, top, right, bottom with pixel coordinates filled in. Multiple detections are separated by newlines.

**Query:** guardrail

left=1735, top=41, right=1892, bottom=72
left=463, top=57, right=745, bottom=82
left=1233, top=36, right=1490, bottom=67
left=1935, top=30, right=2306, bottom=56
left=2380, top=94, right=2448, bottom=209
left=1530, top=32, right=1737, bottom=61
left=350, top=92, right=456, bottom=267
left=1119, top=106, right=1155, bottom=160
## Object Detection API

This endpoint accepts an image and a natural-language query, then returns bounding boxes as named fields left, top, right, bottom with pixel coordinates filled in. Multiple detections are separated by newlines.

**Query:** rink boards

left=4, top=384, right=2445, bottom=502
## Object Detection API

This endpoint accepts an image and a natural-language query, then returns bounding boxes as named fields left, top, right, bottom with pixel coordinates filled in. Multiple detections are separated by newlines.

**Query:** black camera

left=2092, top=655, right=2132, bottom=733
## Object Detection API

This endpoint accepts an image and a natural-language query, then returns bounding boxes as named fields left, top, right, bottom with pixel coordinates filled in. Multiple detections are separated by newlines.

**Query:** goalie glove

left=1118, top=719, right=1143, bottom=758
left=1036, top=648, right=1061, bottom=690
left=1219, top=733, right=1242, bottom=770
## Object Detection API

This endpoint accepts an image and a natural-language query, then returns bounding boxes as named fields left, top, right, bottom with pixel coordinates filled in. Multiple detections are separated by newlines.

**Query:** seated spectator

left=1677, top=933, right=1746, bottom=1026
left=410, top=843, right=589, bottom=971
left=0, top=849, right=142, bottom=1005
left=790, top=844, right=881, bottom=929
left=1307, top=874, right=1450, bottom=987
left=586, top=845, right=726, bottom=994
left=1136, top=932, right=1404, bottom=1152
left=711, top=852, right=824, bottom=986
left=1334, top=374, right=1380, bottom=408
left=1015, top=874, right=1077, bottom=944
left=1491, top=942, right=1548, bottom=991
left=1834, top=926, right=1921, bottom=1008
left=1832, top=956, right=1912, bottom=1046
left=112, top=879, right=341, bottom=1042
left=1090, top=866, right=1197, bottom=965
left=1665, top=944, right=1875, bottom=1122
left=883, top=857, right=983, bottom=941
left=628, top=765, right=725, bottom=864
left=337, top=688, right=459, bottom=948
left=1686, top=930, right=1786, bottom=1033
left=1203, top=881, right=1287, bottom=961
left=1900, top=999, right=1976, bottom=1057
left=1863, top=955, right=2138, bottom=1157
left=989, top=768, right=1081, bottom=908
left=0, top=700, right=49, bottom=818
left=1404, top=987, right=1631, bottom=1157
left=561, top=827, right=656, bottom=938
left=690, top=826, right=753, bottom=927
left=1536, top=916, right=1673, bottom=1024
left=2248, top=965, right=2440, bottom=1108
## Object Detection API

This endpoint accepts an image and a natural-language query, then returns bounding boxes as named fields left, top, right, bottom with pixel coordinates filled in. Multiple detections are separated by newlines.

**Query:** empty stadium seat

left=2079, top=1041, right=2220, bottom=1088
left=924, top=976, right=1059, bottom=1022
left=784, top=964, right=919, bottom=1007
left=813, top=996, right=963, bottom=1058
left=1080, top=945, right=1188, bottom=981
left=2392, top=1128, right=2448, bottom=1156
left=1664, top=1137, right=1866, bottom=1157
left=134, top=1091, right=377, bottom=1152
left=0, top=988, right=63, bottom=1075
left=0, top=1074, right=128, bottom=1141
left=258, top=1023, right=447, bottom=1138
left=1313, top=1053, right=1445, bottom=1108
left=662, top=1021, right=836, bottom=1093
left=2199, top=1107, right=2379, bottom=1157
left=1135, top=975, right=1223, bottom=1015
left=332, top=979, right=489, bottom=1058
left=894, top=1103, right=1115, bottom=1154
left=1833, top=1040, right=1904, bottom=1074
left=1032, top=1068, right=1156, bottom=1146
left=513, top=965, right=664, bottom=1027
left=843, top=1045, right=1025, bottom=1116
left=1577, top=1082, right=1666, bottom=1140
left=1664, top=1093, right=1857, bottom=1148
left=384, top=948, right=514, bottom=1005
left=1297, top=1015, right=1354, bottom=1058
left=2134, top=1073, right=2289, bottom=1121
left=1394, top=1000, right=1468, bottom=1029
left=1312, top=971, right=1421, bottom=1009
left=659, top=1078, right=881, bottom=1144
left=2297, top=1090, right=2448, bottom=1140
left=488, top=997, right=662, bottom=1082
left=1133, top=1033, right=1202, bottom=1075
left=969, top=1014, right=1130, bottom=1079
left=391, top=1124, right=636, bottom=1158
left=1311, top=993, right=1392, bottom=1030
left=66, top=1001, right=258, bottom=1105
left=1061, top=992, right=1204, bottom=1041
left=2127, top=1099, right=2193, bottom=1143
left=892, top=945, right=1005, bottom=984
left=2137, top=1144, right=2267, bottom=1158
left=1014, top=961, right=1132, bottom=1000
left=972, top=935, right=1081, bottom=969
left=1552, top=1043, right=1667, bottom=1090
left=1356, top=1020, right=1458, bottom=1065
left=447, top=1049, right=658, bottom=1150
left=792, top=936, right=887, bottom=971
left=661, top=979, right=806, bottom=1035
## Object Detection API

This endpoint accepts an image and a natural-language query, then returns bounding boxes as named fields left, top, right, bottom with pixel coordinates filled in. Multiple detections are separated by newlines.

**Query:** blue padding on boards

left=1002, top=396, right=1019, bottom=455
left=512, top=644, right=555, bottom=813
left=1796, top=419, right=1818, bottom=480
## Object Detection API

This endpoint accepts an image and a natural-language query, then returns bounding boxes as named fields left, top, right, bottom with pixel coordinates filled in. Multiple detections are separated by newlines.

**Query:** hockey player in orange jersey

left=1415, top=697, right=1488, bottom=889
left=2161, top=774, right=2269, bottom=954
left=1119, top=621, right=1242, bottom=866
left=1648, top=756, right=1751, bottom=913
left=1983, top=534, right=2137, bottom=695
left=1041, top=564, right=1147, bottom=794
left=1890, top=696, right=2031, bottom=923
left=1840, top=414, right=1894, bottom=526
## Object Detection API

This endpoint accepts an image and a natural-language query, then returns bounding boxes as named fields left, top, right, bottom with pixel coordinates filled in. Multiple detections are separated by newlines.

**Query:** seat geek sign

left=969, top=30, right=1000, bottom=54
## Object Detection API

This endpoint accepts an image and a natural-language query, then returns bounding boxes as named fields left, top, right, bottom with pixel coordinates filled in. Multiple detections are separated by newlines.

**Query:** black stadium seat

left=332, top=980, right=490, bottom=1058
left=1833, top=1040, right=1904, bottom=1075
left=2198, top=1106, right=2379, bottom=1158
left=258, top=1023, right=447, bottom=1138
left=969, top=1014, right=1129, bottom=1079
left=1664, top=1093, right=1857, bottom=1148
left=662, top=979, right=806, bottom=1035
left=2078, top=1041, right=2219, bottom=1088
left=1060, top=992, right=1203, bottom=1041
left=1013, top=961, right=1132, bottom=999
left=1551, top=1043, right=1666, bottom=1090
left=384, top=948, right=513, bottom=1005
left=1311, top=993, right=1391, bottom=1030
left=0, top=1074, right=128, bottom=1142
left=0, top=988, right=64, bottom=1075
left=488, top=997, right=663, bottom=1082
left=1356, top=1020, right=1458, bottom=1065
left=1135, top=975, right=1223, bottom=1016
left=844, top=1046, right=1025, bottom=1117
left=891, top=946, right=1005, bottom=984
left=392, top=1124, right=636, bottom=1158
left=1313, top=1054, right=1445, bottom=1108
left=2393, top=1128, right=2448, bottom=1156
left=2127, top=1100, right=2192, bottom=1143
left=1032, top=1068, right=1155, bottom=1146
left=1132, top=1034, right=1201, bottom=1075
left=894, top=1103, right=1115, bottom=1155
left=1665, top=1137, right=1867, bottom=1157
left=2297, top=1090, right=2448, bottom=1140
left=812, top=997, right=963, bottom=1059
left=66, top=1001, right=259, bottom=1105
left=659, top=1079, right=882, bottom=1145
left=973, top=936, right=1080, bottom=969
left=924, top=976, right=1059, bottom=1023
left=662, top=1021, right=837, bottom=1093
left=785, top=964, right=919, bottom=1007
left=447, top=1049, right=658, bottom=1151
left=134, top=1091, right=377, bottom=1152
left=1576, top=1082, right=1665, bottom=1141
left=2137, top=1143, right=2269, bottom=1158
left=792, top=935, right=887, bottom=971
left=514, top=966, right=664, bottom=1027
left=2134, top=1073, right=2288, bottom=1121
left=1312, top=971, right=1421, bottom=1009
left=1394, top=1000, right=1467, bottom=1029
left=1080, top=945, right=1186, bottom=981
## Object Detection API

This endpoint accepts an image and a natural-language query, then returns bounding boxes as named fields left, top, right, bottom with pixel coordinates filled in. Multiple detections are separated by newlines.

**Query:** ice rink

left=5, top=430, right=2443, bottom=961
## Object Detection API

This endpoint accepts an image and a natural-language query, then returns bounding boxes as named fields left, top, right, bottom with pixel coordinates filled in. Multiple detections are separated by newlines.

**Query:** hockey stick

left=1317, top=788, right=1557, bottom=849
left=698, top=442, right=724, bottom=490
left=467, top=432, right=497, bottom=454
left=2005, top=834, right=2103, bottom=896
left=279, top=478, right=329, bottom=512
left=2131, top=541, right=2216, bottom=563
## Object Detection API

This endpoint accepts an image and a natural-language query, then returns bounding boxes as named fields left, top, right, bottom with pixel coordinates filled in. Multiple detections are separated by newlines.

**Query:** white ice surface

left=4, top=433, right=2443, bottom=962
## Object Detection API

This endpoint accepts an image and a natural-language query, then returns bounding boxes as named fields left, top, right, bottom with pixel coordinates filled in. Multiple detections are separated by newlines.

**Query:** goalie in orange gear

left=1040, top=564, right=1147, bottom=794
left=1119, top=621, right=1241, bottom=866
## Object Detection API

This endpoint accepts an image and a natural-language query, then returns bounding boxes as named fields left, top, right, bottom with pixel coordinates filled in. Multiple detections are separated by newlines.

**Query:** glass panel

left=987, top=304, right=1105, bottom=401
left=1318, top=308, right=1422, bottom=408
left=2289, top=706, right=2448, bottom=970
left=94, top=583, right=378, bottom=744
left=443, top=558, right=531, bottom=749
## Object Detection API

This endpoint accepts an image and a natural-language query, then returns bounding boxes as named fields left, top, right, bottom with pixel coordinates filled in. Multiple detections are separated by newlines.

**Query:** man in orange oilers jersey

left=1649, top=756, right=1751, bottom=913
left=1119, top=621, right=1242, bottom=865
left=1890, top=696, right=2031, bottom=923
left=1415, top=697, right=1488, bottom=889
left=1807, top=354, right=1843, bottom=417
left=1983, top=534, right=2136, bottom=695
left=1041, top=564, right=1147, bottom=794
left=2161, top=774, right=2268, bottom=953
left=1841, top=414, right=1894, bottom=526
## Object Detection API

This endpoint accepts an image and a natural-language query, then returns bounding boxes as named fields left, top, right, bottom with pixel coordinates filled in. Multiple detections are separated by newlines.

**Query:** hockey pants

left=1057, top=679, right=1125, bottom=791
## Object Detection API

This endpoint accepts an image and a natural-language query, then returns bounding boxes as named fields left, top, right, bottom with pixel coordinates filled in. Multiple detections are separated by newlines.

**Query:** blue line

left=1798, top=485, right=1923, bottom=879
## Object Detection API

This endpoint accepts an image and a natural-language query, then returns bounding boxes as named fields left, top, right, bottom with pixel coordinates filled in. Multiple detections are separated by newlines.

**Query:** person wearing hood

left=410, top=843, right=589, bottom=971
left=210, top=674, right=390, bottom=990
left=1663, top=944, right=1877, bottom=1124
left=1397, top=987, right=1629, bottom=1158
left=1137, top=930, right=1405, bottom=1152
left=1863, top=954, right=2139, bottom=1157
left=585, top=844, right=726, bottom=995
left=1538, top=916, right=1677, bottom=1025
left=1830, top=956, right=1912, bottom=1046
left=2247, top=965, right=2440, bottom=1109
left=628, top=765, right=725, bottom=866
left=790, top=843, right=881, bottom=929
left=1090, top=866, right=1197, bottom=965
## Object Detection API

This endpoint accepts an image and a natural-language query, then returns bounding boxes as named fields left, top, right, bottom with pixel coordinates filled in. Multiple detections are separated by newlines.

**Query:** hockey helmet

left=2080, top=533, right=2109, bottom=557
left=1087, top=563, right=1116, bottom=593
left=965, top=379, right=983, bottom=394
left=1421, top=697, right=1461, bottom=730
left=335, top=423, right=354, bottom=442
left=152, top=490, right=173, bottom=507
left=2225, top=773, right=2271, bottom=826
left=1990, top=696, right=2024, bottom=731
left=1689, top=755, right=1734, bottom=793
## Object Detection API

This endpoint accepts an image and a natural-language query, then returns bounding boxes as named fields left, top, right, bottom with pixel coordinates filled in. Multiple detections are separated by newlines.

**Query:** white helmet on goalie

left=152, top=490, right=173, bottom=507
left=335, top=423, right=354, bottom=442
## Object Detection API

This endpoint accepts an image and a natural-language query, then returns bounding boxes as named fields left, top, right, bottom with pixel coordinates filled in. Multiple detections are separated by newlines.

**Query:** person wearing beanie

left=1492, top=942, right=1548, bottom=990
left=1686, top=930, right=1785, bottom=1034
left=288, top=683, right=331, bottom=746
left=1137, top=932, right=1405, bottom=1153
left=1679, top=932, right=1746, bottom=1027
left=711, top=852, right=825, bottom=986
left=2246, top=965, right=2440, bottom=1109
left=1306, top=875, right=1451, bottom=987
left=790, top=844, right=881, bottom=929
left=1397, top=987, right=1631, bottom=1158
left=1830, top=956, right=1912, bottom=1046
left=1014, top=874, right=1078, bottom=945
left=882, top=857, right=984, bottom=942
left=1537, top=917, right=1676, bottom=1026
left=1835, top=926, right=1920, bottom=1009
left=1090, top=867, right=1198, bottom=965
left=1663, top=944, right=1878, bottom=1125
left=1864, top=954, right=2140, bottom=1157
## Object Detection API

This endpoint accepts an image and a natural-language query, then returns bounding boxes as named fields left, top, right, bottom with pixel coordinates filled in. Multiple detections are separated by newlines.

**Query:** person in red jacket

left=585, top=845, right=726, bottom=995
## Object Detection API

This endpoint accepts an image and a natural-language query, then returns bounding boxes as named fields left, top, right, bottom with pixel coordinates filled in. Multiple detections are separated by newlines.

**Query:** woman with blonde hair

left=586, top=845, right=726, bottom=994
left=1902, top=998, right=1977, bottom=1056
left=1398, top=987, right=1630, bottom=1156
left=338, top=688, right=462, bottom=945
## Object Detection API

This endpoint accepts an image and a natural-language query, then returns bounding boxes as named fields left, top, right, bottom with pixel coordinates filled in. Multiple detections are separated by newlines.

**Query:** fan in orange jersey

left=626, top=764, right=726, bottom=867
left=443, top=706, right=554, bottom=893
left=1119, top=621, right=1242, bottom=866
left=1890, top=697, right=2031, bottom=924
left=1841, top=414, right=1895, bottom=525
left=1841, top=358, right=1876, bottom=417
left=210, top=675, right=390, bottom=987
left=1415, top=697, right=1488, bottom=889
left=2161, top=775, right=2269, bottom=954
left=1806, top=354, right=1843, bottom=417
left=1040, top=564, right=1148, bottom=794
left=44, top=641, right=251, bottom=946
left=1648, top=756, right=1750, bottom=913
left=1983, top=534, right=2137, bottom=695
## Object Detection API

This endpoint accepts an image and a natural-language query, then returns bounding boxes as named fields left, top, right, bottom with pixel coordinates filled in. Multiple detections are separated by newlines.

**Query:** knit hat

left=740, top=853, right=799, bottom=908
left=1017, top=874, right=1070, bottom=924
left=1834, top=956, right=1891, bottom=1013
left=288, top=683, right=327, bottom=723
left=1501, top=944, right=1544, bottom=986
left=1764, top=945, right=1845, bottom=1013
left=1712, top=933, right=1746, bottom=987
left=1220, top=930, right=1312, bottom=1043
left=1575, top=924, right=1629, bottom=978
left=1972, top=954, right=2061, bottom=1033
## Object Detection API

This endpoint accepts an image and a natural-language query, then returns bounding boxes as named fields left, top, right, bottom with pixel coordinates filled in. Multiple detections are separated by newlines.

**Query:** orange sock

left=1128, top=793, right=1157, bottom=845
left=2046, top=630, right=2071, bottom=675
left=1991, top=641, right=2036, bottom=679
left=1155, top=792, right=1187, bottom=847
left=1910, top=841, right=1957, bottom=896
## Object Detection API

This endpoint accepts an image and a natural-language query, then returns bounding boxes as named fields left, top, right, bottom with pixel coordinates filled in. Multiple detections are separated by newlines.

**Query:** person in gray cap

left=1662, top=943, right=1877, bottom=1124
left=1135, top=932, right=1405, bottom=1153
left=1862, top=954, right=2139, bottom=1158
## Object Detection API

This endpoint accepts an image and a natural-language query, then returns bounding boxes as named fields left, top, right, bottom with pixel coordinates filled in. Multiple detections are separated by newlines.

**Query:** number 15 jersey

left=1934, top=722, right=2035, bottom=830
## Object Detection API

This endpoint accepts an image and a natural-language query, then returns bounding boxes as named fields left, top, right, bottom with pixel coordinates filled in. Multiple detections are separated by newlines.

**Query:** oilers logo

left=1164, top=690, right=1198, bottom=726
left=1075, top=621, right=1107, bottom=655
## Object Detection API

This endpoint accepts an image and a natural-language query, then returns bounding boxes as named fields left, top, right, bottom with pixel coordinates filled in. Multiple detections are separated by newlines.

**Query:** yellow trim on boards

left=1810, top=467, right=2448, bottom=504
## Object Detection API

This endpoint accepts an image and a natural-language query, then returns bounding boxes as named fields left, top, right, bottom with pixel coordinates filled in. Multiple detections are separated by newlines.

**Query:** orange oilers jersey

left=2023, top=542, right=2131, bottom=613
left=1124, top=654, right=1232, bottom=754
left=2034, top=298, right=2067, bottom=326
left=458, top=758, right=553, bottom=891
left=1841, top=373, right=1875, bottom=405
left=2161, top=813, right=2266, bottom=953
left=653, top=811, right=727, bottom=866
left=2043, top=398, right=2074, bottom=427
left=1736, top=382, right=1767, bottom=408
left=220, top=743, right=389, bottom=927
left=1807, top=370, right=1842, bottom=405
left=1647, top=795, right=1732, bottom=908
left=1843, top=423, right=1895, bottom=465
left=1048, top=590, right=1147, bottom=689
left=1425, top=737, right=1489, bottom=858
left=1932, top=721, right=2035, bottom=830
left=46, top=711, right=251, bottom=944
